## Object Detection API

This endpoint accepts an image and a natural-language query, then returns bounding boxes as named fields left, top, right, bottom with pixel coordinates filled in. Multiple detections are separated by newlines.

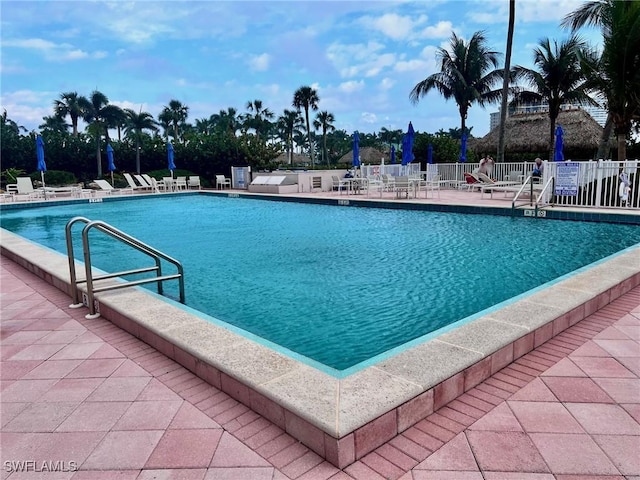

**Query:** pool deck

left=1, top=188, right=640, bottom=479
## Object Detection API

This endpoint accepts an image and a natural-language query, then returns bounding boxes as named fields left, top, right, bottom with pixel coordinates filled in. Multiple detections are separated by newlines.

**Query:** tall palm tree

left=277, top=109, right=304, bottom=165
left=245, top=99, right=274, bottom=140
left=39, top=115, right=69, bottom=134
left=210, top=108, right=241, bottom=137
left=157, top=110, right=173, bottom=140
left=410, top=31, right=503, bottom=134
left=292, top=86, right=319, bottom=167
left=562, top=0, right=640, bottom=160
left=161, top=99, right=189, bottom=143
left=124, top=109, right=158, bottom=173
left=512, top=36, right=597, bottom=160
left=53, top=92, right=85, bottom=137
left=79, top=90, right=123, bottom=178
left=313, top=111, right=335, bottom=165
left=497, top=0, right=516, bottom=163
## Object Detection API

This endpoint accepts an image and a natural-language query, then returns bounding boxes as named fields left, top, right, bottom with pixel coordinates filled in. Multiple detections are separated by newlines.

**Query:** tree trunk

left=305, top=109, right=315, bottom=168
left=135, top=137, right=141, bottom=174
left=548, top=117, right=556, bottom=162
left=96, top=135, right=102, bottom=179
left=617, top=132, right=626, bottom=161
left=596, top=115, right=613, bottom=160
left=497, top=0, right=515, bottom=163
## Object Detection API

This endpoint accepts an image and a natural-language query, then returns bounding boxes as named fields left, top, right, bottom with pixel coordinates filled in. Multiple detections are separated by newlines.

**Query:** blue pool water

left=2, top=195, right=640, bottom=371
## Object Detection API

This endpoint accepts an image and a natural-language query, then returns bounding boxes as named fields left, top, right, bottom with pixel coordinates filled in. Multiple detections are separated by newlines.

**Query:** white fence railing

left=359, top=159, right=639, bottom=210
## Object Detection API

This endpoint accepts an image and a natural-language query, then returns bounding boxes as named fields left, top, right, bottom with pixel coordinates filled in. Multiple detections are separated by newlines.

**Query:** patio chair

left=216, top=175, right=231, bottom=189
left=174, top=176, right=188, bottom=190
left=394, top=176, right=412, bottom=198
left=420, top=174, right=441, bottom=199
left=134, top=174, right=154, bottom=191
left=188, top=176, right=201, bottom=190
left=123, top=173, right=148, bottom=191
left=93, top=179, right=133, bottom=195
left=14, top=177, right=44, bottom=200
left=331, top=175, right=349, bottom=193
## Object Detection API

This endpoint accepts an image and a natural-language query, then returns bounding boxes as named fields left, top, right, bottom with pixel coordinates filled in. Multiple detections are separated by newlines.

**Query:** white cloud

left=326, top=41, right=395, bottom=79
left=394, top=59, right=430, bottom=73
left=419, top=21, right=454, bottom=39
left=361, top=112, right=378, bottom=124
left=379, top=78, right=395, bottom=90
left=248, top=53, right=270, bottom=72
left=339, top=80, right=365, bottom=94
left=3, top=37, right=108, bottom=62
left=361, top=13, right=429, bottom=41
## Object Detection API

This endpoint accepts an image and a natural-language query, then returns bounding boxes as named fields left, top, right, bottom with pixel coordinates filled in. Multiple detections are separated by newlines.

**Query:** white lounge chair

left=14, top=177, right=43, bottom=200
left=134, top=174, right=153, bottom=191
left=123, top=173, right=148, bottom=191
left=216, top=175, right=231, bottom=189
left=93, top=179, right=133, bottom=195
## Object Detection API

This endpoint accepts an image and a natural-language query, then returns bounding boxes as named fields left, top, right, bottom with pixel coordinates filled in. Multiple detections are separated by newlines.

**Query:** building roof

left=473, top=108, right=606, bottom=155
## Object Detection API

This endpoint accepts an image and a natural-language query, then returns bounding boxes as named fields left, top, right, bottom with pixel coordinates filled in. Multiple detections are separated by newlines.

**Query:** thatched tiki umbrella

left=472, top=109, right=608, bottom=160
left=338, top=146, right=387, bottom=165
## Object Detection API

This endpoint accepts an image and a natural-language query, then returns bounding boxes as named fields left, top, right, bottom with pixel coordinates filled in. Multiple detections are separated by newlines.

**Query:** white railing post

left=594, top=159, right=604, bottom=208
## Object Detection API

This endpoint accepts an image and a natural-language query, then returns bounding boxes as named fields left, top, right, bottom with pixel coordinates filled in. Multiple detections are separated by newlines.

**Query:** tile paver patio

left=1, top=254, right=638, bottom=479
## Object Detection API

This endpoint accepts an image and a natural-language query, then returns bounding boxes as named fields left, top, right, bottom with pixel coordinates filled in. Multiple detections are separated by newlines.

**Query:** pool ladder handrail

left=511, top=175, right=554, bottom=213
left=66, top=216, right=185, bottom=319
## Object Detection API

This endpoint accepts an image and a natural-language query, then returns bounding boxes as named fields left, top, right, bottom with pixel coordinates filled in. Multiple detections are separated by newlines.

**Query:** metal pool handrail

left=65, top=216, right=185, bottom=318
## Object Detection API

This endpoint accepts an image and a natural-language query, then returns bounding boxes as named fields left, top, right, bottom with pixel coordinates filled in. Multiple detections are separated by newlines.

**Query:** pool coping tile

left=2, top=223, right=640, bottom=468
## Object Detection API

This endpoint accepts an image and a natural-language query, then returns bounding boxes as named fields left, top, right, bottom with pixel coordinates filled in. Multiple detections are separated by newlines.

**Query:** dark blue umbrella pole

left=460, top=133, right=468, bottom=163
left=352, top=131, right=360, bottom=169
left=401, top=121, right=416, bottom=169
left=554, top=125, right=564, bottom=161
left=36, top=134, right=47, bottom=198
left=167, top=142, right=176, bottom=177
left=106, top=144, right=116, bottom=186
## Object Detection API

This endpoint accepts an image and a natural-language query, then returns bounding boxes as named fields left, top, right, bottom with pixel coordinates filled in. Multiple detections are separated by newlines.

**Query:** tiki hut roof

left=338, top=146, right=388, bottom=164
left=471, top=108, right=605, bottom=155
left=273, top=152, right=311, bottom=165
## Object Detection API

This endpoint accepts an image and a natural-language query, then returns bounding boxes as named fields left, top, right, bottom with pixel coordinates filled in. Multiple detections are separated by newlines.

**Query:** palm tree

left=53, top=92, right=85, bottom=137
left=245, top=99, right=274, bottom=141
left=512, top=36, right=597, bottom=160
left=161, top=99, right=189, bottom=143
left=79, top=90, right=123, bottom=178
left=39, top=115, right=69, bottom=134
left=124, top=109, right=158, bottom=173
left=292, top=86, right=319, bottom=167
left=562, top=0, right=640, bottom=160
left=277, top=109, right=303, bottom=165
left=210, top=108, right=241, bottom=137
left=410, top=31, right=503, bottom=134
left=497, top=0, right=516, bottom=163
left=313, top=111, right=335, bottom=165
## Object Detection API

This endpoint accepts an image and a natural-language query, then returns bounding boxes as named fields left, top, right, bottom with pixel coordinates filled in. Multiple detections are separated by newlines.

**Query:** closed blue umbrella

left=36, top=134, right=46, bottom=194
left=167, top=142, right=176, bottom=177
left=106, top=143, right=116, bottom=186
left=460, top=133, right=468, bottom=162
left=401, top=121, right=416, bottom=166
left=554, top=125, right=564, bottom=161
left=352, top=131, right=360, bottom=168
left=427, top=143, right=433, bottom=164
left=390, top=145, right=396, bottom=164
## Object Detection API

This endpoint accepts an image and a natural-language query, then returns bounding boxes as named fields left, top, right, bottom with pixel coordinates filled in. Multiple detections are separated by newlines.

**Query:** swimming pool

left=2, top=194, right=640, bottom=371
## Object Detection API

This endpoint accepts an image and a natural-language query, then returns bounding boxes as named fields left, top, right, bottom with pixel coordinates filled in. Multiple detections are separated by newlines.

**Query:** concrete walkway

left=1, top=254, right=639, bottom=479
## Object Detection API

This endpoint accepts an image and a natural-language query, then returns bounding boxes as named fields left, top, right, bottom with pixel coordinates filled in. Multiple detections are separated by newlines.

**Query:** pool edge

left=2, top=226, right=639, bottom=469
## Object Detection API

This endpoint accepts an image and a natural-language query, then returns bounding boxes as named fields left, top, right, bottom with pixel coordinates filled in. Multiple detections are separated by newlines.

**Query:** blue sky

left=1, top=0, right=601, bottom=138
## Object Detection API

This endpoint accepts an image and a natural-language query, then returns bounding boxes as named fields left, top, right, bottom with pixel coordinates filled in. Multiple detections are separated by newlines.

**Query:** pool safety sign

left=554, top=162, right=580, bottom=196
